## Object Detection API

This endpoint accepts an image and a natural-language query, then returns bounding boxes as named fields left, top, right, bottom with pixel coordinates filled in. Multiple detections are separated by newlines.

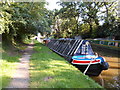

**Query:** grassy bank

left=30, top=41, right=103, bottom=88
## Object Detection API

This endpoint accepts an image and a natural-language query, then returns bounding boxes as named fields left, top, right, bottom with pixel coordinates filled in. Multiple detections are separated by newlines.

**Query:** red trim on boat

left=72, top=60, right=100, bottom=64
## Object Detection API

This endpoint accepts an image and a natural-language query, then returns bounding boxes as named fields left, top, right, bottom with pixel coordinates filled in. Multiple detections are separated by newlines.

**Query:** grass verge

left=30, top=41, right=103, bottom=88
left=0, top=38, right=33, bottom=89
left=0, top=39, right=29, bottom=88
left=0, top=49, right=20, bottom=88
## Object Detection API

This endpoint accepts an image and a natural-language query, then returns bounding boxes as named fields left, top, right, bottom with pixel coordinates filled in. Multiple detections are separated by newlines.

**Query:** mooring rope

left=83, top=58, right=94, bottom=75
left=83, top=54, right=98, bottom=75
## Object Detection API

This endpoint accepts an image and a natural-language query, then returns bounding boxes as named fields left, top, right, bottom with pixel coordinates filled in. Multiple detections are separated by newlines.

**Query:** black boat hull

left=66, top=56, right=109, bottom=76
left=72, top=63, right=103, bottom=76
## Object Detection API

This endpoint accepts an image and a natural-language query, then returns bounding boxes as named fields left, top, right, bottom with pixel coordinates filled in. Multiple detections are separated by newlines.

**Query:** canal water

left=91, top=44, right=120, bottom=89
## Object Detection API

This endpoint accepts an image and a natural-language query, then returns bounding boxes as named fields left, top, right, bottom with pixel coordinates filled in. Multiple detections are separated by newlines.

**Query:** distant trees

left=52, top=1, right=119, bottom=39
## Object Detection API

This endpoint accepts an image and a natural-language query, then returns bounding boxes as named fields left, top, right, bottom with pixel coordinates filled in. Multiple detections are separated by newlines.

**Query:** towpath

left=7, top=42, right=34, bottom=88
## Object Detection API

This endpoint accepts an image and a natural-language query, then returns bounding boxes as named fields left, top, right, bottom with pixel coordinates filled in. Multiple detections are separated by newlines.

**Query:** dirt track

left=7, top=43, right=33, bottom=88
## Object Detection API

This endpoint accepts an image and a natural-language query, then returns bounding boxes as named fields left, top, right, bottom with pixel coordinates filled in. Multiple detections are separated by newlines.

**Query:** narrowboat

left=47, top=39, right=109, bottom=76
left=70, top=40, right=109, bottom=76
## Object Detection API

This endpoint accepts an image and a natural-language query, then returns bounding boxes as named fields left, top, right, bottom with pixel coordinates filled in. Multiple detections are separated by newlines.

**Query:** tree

left=1, top=1, right=51, bottom=45
left=53, top=1, right=119, bottom=39
left=52, top=2, right=81, bottom=38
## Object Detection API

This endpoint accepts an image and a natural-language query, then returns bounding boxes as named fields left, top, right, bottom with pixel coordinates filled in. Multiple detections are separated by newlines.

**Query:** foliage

left=51, top=1, right=119, bottom=39
left=0, top=2, right=51, bottom=45
left=1, top=1, right=119, bottom=42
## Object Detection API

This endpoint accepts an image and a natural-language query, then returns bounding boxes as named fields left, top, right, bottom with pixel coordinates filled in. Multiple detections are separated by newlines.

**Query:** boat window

left=75, top=41, right=94, bottom=55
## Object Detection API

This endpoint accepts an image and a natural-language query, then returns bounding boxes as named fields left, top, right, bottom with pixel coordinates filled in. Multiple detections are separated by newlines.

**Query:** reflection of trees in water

left=107, top=76, right=120, bottom=89
left=90, top=44, right=120, bottom=89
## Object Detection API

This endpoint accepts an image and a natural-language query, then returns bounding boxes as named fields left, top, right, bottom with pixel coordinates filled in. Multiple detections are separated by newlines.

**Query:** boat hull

left=72, top=63, right=103, bottom=76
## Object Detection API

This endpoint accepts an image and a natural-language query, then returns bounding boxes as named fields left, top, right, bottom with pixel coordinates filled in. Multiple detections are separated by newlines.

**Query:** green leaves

left=52, top=1, right=119, bottom=39
left=1, top=2, right=52, bottom=43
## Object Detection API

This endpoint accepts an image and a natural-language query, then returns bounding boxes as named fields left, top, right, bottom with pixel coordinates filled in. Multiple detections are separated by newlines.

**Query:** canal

left=91, top=44, right=120, bottom=89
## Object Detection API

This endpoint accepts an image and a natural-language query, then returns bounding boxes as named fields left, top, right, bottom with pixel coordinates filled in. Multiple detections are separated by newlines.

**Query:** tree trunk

left=88, top=19, right=93, bottom=37
left=76, top=15, right=79, bottom=34
left=2, top=32, right=13, bottom=49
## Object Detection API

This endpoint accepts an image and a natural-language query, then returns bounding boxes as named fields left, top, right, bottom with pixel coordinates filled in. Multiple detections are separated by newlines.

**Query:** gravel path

left=7, top=43, right=33, bottom=88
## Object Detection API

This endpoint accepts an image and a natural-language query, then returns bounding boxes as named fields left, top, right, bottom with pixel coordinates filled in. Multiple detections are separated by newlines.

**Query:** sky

left=45, top=0, right=105, bottom=25
left=45, top=0, right=62, bottom=10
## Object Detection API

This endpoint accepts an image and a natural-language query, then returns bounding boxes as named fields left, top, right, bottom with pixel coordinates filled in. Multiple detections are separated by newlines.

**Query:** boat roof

left=47, top=39, right=95, bottom=57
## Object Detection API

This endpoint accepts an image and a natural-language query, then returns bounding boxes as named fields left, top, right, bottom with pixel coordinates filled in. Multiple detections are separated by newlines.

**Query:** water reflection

left=91, top=44, right=120, bottom=89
